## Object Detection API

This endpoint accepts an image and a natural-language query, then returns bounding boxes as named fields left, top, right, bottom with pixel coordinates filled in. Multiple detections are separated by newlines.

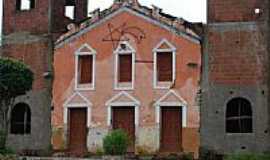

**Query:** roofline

left=55, top=7, right=201, bottom=49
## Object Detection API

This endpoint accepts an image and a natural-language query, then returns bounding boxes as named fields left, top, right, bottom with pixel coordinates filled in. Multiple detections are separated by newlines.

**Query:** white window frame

left=114, top=41, right=136, bottom=90
left=153, top=38, right=177, bottom=89
left=75, top=43, right=96, bottom=91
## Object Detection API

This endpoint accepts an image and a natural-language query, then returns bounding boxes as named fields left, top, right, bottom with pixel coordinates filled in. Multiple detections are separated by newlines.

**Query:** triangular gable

left=64, top=92, right=92, bottom=106
left=154, top=90, right=187, bottom=106
left=75, top=43, right=96, bottom=55
left=153, top=38, right=176, bottom=52
left=159, top=43, right=172, bottom=50
left=55, top=7, right=200, bottom=49
left=114, top=41, right=136, bottom=54
left=106, top=91, right=140, bottom=106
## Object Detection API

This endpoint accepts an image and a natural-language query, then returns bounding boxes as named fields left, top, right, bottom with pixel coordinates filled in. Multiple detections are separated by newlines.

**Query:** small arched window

left=10, top=103, right=31, bottom=135
left=226, top=98, right=252, bottom=133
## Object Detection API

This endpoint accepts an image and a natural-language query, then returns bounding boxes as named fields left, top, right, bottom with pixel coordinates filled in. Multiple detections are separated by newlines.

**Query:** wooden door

left=69, top=108, right=87, bottom=154
left=112, top=107, right=135, bottom=152
left=160, top=107, right=182, bottom=153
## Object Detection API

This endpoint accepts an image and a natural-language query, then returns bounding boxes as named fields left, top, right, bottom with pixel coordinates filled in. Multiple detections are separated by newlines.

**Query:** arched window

left=10, top=103, right=31, bottom=134
left=226, top=98, right=252, bottom=133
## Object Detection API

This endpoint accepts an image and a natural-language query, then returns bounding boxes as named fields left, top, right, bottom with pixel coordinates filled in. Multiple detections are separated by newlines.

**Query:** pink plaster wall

left=52, top=10, right=201, bottom=154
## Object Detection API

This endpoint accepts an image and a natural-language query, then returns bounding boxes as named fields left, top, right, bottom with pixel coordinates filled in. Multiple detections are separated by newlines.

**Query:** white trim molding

left=114, top=41, right=136, bottom=90
left=63, top=92, right=92, bottom=127
left=154, top=90, right=187, bottom=127
left=105, top=91, right=140, bottom=126
left=153, top=39, right=177, bottom=89
left=75, top=43, right=97, bottom=91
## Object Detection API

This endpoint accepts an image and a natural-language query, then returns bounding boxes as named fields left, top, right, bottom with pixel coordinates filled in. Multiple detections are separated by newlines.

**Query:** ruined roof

left=55, top=0, right=202, bottom=48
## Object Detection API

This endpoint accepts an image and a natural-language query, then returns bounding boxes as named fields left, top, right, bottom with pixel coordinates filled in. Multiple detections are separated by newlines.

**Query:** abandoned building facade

left=1, top=0, right=270, bottom=158
left=201, top=0, right=270, bottom=155
left=0, top=0, right=88, bottom=153
left=52, top=0, right=201, bottom=156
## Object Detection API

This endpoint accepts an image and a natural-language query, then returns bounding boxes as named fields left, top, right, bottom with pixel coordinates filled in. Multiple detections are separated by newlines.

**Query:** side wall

left=1, top=35, right=52, bottom=153
left=201, top=0, right=270, bottom=155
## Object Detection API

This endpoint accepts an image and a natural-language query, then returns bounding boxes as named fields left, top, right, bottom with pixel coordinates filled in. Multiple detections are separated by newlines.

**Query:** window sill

left=15, top=9, right=34, bottom=13
left=225, top=133, right=254, bottom=136
left=114, top=82, right=133, bottom=90
left=9, top=133, right=31, bottom=136
left=75, top=83, right=95, bottom=91
left=154, top=81, right=173, bottom=89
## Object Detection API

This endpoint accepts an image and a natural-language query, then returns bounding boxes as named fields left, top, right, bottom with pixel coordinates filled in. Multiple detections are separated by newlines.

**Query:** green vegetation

left=0, top=147, right=15, bottom=155
left=225, top=153, right=270, bottom=160
left=103, top=130, right=130, bottom=155
left=0, top=58, right=33, bottom=149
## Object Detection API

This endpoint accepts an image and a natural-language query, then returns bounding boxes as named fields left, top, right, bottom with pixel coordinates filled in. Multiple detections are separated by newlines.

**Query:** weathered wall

left=1, top=0, right=52, bottom=153
left=52, top=10, right=201, bottom=156
left=74, top=0, right=88, bottom=23
left=1, top=0, right=89, bottom=154
left=7, top=89, right=51, bottom=152
left=208, top=0, right=264, bottom=23
left=3, top=0, right=49, bottom=34
left=51, top=0, right=88, bottom=33
left=201, top=0, right=270, bottom=155
left=1, top=35, right=53, bottom=153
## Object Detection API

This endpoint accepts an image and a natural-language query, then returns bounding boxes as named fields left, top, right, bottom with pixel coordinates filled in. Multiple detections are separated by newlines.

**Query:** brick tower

left=1, top=0, right=88, bottom=153
left=201, top=0, right=270, bottom=157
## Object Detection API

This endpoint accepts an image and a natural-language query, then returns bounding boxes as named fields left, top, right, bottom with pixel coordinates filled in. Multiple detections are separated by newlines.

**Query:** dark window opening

left=78, top=55, right=93, bottom=84
left=226, top=98, right=252, bottom=133
left=119, top=54, right=132, bottom=82
left=10, top=103, right=31, bottom=135
left=16, top=0, right=35, bottom=11
left=66, top=0, right=76, bottom=6
left=157, top=52, right=173, bottom=82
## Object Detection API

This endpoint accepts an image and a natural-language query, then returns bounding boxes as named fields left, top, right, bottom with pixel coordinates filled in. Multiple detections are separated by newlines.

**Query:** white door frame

left=105, top=91, right=141, bottom=126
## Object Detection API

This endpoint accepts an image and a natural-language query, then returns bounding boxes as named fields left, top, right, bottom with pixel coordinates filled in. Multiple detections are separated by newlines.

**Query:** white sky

left=0, top=0, right=207, bottom=43
left=88, top=0, right=207, bottom=23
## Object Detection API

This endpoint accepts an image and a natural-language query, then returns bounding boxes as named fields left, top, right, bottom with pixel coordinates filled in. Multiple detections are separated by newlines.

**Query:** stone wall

left=1, top=33, right=53, bottom=153
left=201, top=0, right=270, bottom=155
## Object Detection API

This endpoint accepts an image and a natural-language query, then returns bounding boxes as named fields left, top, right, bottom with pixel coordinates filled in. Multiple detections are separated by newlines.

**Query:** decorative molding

left=55, top=7, right=200, bottom=49
left=105, top=91, right=140, bottom=106
left=75, top=43, right=97, bottom=55
left=63, top=92, right=92, bottom=127
left=113, top=41, right=136, bottom=54
left=153, top=39, right=176, bottom=89
left=106, top=91, right=140, bottom=126
left=154, top=90, right=188, bottom=127
left=114, top=41, right=136, bottom=90
left=153, top=38, right=177, bottom=52
left=75, top=43, right=96, bottom=91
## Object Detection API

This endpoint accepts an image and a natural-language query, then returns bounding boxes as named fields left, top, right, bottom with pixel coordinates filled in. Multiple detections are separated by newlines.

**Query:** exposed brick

left=3, top=0, right=49, bottom=34
left=208, top=0, right=267, bottom=22
left=208, top=29, right=268, bottom=85
left=2, top=41, right=50, bottom=91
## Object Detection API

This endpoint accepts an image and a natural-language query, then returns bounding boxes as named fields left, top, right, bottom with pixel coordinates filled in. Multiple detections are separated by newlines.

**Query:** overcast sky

left=88, top=0, right=207, bottom=23
left=0, top=0, right=206, bottom=44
